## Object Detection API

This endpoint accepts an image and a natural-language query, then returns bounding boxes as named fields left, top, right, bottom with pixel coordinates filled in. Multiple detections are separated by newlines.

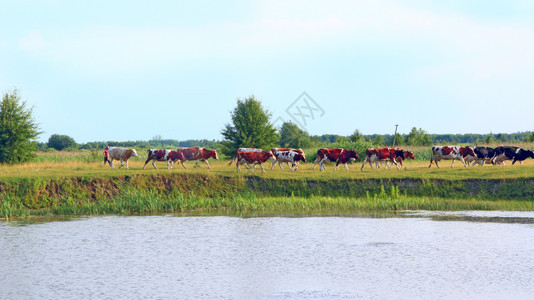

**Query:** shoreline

left=2, top=173, right=534, bottom=219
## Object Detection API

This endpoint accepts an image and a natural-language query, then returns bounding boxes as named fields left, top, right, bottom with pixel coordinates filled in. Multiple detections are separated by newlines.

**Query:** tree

left=525, top=132, right=534, bottom=142
left=47, top=134, right=77, bottom=151
left=221, top=96, right=280, bottom=156
left=392, top=133, right=405, bottom=146
left=0, top=90, right=41, bottom=163
left=349, top=129, right=364, bottom=143
left=373, top=135, right=385, bottom=146
left=406, top=127, right=433, bottom=146
left=279, top=121, right=312, bottom=148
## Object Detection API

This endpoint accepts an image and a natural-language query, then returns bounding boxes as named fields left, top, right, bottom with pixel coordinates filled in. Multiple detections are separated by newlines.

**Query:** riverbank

left=2, top=172, right=534, bottom=219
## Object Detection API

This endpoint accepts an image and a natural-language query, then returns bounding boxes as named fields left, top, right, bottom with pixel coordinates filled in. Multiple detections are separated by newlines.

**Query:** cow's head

left=466, top=147, right=475, bottom=157
left=128, top=149, right=138, bottom=158
left=174, top=151, right=186, bottom=161
left=296, top=153, right=306, bottom=163
left=347, top=150, right=359, bottom=160
left=405, top=151, right=415, bottom=159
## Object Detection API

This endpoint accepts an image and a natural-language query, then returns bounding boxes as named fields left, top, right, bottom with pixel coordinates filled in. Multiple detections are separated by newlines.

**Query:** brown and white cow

left=313, top=148, right=359, bottom=171
left=233, top=149, right=274, bottom=173
left=271, top=150, right=306, bottom=171
left=361, top=148, right=398, bottom=170
left=381, top=148, right=415, bottom=169
left=428, top=146, right=475, bottom=168
left=177, top=147, right=218, bottom=169
left=271, top=148, right=306, bottom=170
left=108, top=147, right=138, bottom=169
left=227, top=148, right=274, bottom=169
left=390, top=149, right=415, bottom=167
left=143, top=149, right=185, bottom=170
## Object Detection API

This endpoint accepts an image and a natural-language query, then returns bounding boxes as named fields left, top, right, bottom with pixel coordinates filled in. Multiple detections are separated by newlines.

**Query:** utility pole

left=392, top=124, right=399, bottom=147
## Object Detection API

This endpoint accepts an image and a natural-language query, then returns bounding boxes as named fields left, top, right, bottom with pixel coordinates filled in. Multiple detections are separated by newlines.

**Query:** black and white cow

left=467, top=147, right=497, bottom=166
left=492, top=146, right=534, bottom=165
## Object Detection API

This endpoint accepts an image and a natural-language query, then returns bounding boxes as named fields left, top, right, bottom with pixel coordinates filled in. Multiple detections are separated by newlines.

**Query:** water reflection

left=2, top=212, right=534, bottom=299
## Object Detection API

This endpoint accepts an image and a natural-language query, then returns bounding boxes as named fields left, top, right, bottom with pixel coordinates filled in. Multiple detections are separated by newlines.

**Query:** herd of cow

left=105, top=145, right=534, bottom=172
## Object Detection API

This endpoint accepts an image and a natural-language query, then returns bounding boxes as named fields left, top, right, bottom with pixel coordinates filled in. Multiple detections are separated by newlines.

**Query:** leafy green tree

left=0, top=90, right=41, bottom=163
left=406, top=127, right=433, bottom=146
left=392, top=133, right=405, bottom=146
left=485, top=134, right=495, bottom=144
left=525, top=132, right=534, bottom=142
left=279, top=121, right=312, bottom=148
left=47, top=134, right=78, bottom=151
left=373, top=135, right=385, bottom=146
left=349, top=129, right=364, bottom=143
left=221, top=96, right=280, bottom=156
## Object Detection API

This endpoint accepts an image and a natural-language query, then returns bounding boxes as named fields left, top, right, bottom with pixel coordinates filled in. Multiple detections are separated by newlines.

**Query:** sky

left=1, top=0, right=534, bottom=143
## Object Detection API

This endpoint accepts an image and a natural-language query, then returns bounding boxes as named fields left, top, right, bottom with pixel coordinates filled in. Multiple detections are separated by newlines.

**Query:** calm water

left=2, top=211, right=534, bottom=299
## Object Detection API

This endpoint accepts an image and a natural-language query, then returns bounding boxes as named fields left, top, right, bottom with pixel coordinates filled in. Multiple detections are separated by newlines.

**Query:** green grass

left=1, top=149, right=534, bottom=220
left=3, top=187, right=534, bottom=220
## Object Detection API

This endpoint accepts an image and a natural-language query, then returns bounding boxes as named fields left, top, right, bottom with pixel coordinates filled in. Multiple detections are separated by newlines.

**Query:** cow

left=361, top=148, right=398, bottom=170
left=313, top=148, right=359, bottom=171
left=233, top=149, right=274, bottom=173
left=492, top=146, right=534, bottom=165
left=428, top=146, right=475, bottom=168
left=271, top=150, right=306, bottom=171
left=108, top=147, right=138, bottom=169
left=143, top=149, right=185, bottom=170
left=227, top=147, right=275, bottom=169
left=177, top=147, right=218, bottom=169
left=386, top=149, right=415, bottom=168
left=466, top=147, right=497, bottom=166
left=270, top=148, right=306, bottom=170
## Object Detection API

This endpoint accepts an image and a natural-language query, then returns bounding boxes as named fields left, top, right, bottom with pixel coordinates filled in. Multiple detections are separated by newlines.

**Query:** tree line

left=1, top=90, right=533, bottom=163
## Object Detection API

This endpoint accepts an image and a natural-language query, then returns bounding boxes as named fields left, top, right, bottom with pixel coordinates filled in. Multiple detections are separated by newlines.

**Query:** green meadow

left=1, top=148, right=534, bottom=220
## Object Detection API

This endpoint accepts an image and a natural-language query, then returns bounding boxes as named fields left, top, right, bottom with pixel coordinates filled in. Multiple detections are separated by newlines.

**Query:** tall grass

left=4, top=187, right=534, bottom=220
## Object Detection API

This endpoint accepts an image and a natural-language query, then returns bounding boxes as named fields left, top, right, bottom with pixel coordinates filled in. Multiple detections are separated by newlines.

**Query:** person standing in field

left=104, top=146, right=111, bottom=166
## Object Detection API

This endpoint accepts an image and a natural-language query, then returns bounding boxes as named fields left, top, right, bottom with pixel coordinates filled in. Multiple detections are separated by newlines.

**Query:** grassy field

left=1, top=149, right=534, bottom=219
left=2, top=153, right=534, bottom=181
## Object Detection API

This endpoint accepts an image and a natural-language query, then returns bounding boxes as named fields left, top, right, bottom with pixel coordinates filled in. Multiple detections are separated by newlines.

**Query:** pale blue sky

left=1, top=0, right=533, bottom=143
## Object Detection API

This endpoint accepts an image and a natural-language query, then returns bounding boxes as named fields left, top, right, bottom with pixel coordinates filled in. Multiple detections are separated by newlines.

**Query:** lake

left=2, top=211, right=534, bottom=299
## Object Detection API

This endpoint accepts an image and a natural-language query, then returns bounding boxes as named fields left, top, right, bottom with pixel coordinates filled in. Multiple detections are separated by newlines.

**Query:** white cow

left=271, top=150, right=306, bottom=171
left=108, top=147, right=138, bottom=169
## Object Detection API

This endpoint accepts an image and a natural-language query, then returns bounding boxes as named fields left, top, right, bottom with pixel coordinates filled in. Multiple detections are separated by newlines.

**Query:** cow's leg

left=428, top=157, right=433, bottom=168
left=180, top=161, right=187, bottom=169
left=119, top=159, right=124, bottom=169
left=143, top=158, right=153, bottom=169
left=343, top=163, right=349, bottom=171
left=319, top=158, right=327, bottom=171
left=370, top=159, right=376, bottom=170
left=236, top=161, right=241, bottom=172
left=361, top=158, right=368, bottom=171
left=451, top=159, right=456, bottom=168
left=152, top=160, right=158, bottom=170
left=271, top=159, right=277, bottom=170
left=313, top=157, right=321, bottom=170
left=459, top=158, right=468, bottom=167
left=278, top=161, right=284, bottom=171
left=109, top=159, right=115, bottom=169
left=125, top=160, right=130, bottom=169
left=259, top=163, right=266, bottom=173
left=205, top=160, right=211, bottom=169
